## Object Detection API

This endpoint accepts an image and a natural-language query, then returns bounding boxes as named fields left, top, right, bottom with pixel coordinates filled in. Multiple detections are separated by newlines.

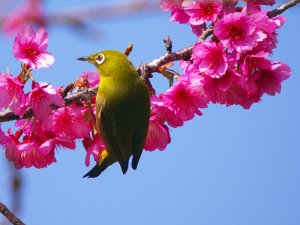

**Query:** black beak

left=77, top=56, right=92, bottom=62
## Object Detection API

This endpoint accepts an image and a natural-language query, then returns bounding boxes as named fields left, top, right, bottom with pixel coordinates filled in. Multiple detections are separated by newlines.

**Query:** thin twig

left=267, top=0, right=300, bottom=18
left=146, top=25, right=214, bottom=73
left=0, top=202, right=25, bottom=225
left=163, top=36, right=173, bottom=54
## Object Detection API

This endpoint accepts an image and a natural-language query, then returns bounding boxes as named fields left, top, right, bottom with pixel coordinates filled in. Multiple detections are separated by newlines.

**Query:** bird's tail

left=83, top=149, right=116, bottom=178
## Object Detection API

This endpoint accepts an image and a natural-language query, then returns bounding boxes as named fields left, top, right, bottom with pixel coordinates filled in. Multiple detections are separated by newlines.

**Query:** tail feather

left=83, top=163, right=109, bottom=178
left=120, top=161, right=129, bottom=174
left=131, top=133, right=146, bottom=170
left=131, top=154, right=141, bottom=170
left=83, top=152, right=116, bottom=178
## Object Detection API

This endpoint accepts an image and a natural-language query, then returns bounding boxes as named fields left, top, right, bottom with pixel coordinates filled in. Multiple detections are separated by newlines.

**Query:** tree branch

left=0, top=0, right=298, bottom=123
left=0, top=87, right=98, bottom=123
left=0, top=202, right=25, bottom=225
left=146, top=25, right=214, bottom=73
left=267, top=0, right=300, bottom=18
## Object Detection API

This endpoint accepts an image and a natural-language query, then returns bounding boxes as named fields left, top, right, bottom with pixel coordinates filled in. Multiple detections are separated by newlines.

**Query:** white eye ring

left=95, top=54, right=105, bottom=65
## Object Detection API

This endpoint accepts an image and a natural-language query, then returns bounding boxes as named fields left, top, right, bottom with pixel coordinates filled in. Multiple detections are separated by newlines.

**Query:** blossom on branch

left=28, top=82, right=64, bottom=121
left=13, top=26, right=55, bottom=69
left=150, top=95, right=184, bottom=128
left=244, top=0, right=275, bottom=13
left=160, top=0, right=191, bottom=23
left=184, top=0, right=223, bottom=25
left=144, top=114, right=171, bottom=152
left=0, top=74, right=26, bottom=116
left=0, top=122, right=58, bottom=169
left=192, top=41, right=228, bottom=77
left=163, top=75, right=208, bottom=122
left=214, top=11, right=266, bottom=53
left=44, top=105, right=92, bottom=140
left=83, top=134, right=106, bottom=166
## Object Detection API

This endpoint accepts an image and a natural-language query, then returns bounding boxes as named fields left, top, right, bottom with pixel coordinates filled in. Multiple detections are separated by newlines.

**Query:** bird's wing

left=96, top=93, right=130, bottom=174
left=131, top=81, right=150, bottom=169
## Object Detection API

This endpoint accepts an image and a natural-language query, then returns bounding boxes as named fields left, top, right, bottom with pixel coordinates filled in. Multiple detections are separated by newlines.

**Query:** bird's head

left=77, top=50, right=135, bottom=77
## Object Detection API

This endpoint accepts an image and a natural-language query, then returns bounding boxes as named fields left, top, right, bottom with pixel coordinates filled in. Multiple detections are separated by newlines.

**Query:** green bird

left=78, top=50, right=150, bottom=178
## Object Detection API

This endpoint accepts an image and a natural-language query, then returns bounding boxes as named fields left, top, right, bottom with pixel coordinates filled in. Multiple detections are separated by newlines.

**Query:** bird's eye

left=95, top=54, right=105, bottom=65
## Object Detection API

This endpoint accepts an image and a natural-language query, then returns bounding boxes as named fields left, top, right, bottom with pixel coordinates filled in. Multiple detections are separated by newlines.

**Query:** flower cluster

left=143, top=0, right=290, bottom=151
left=0, top=0, right=292, bottom=170
left=161, top=1, right=290, bottom=107
left=0, top=26, right=105, bottom=169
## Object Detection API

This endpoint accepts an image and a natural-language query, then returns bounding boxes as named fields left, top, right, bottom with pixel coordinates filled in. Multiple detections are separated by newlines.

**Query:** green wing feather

left=96, top=71, right=150, bottom=174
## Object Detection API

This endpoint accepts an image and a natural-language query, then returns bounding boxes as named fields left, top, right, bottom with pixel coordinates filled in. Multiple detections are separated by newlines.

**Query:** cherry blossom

left=214, top=12, right=266, bottom=53
left=185, top=0, right=223, bottom=25
left=144, top=114, right=171, bottom=151
left=0, top=73, right=26, bottom=115
left=13, top=26, right=54, bottom=69
left=192, top=41, right=228, bottom=77
left=28, top=82, right=64, bottom=121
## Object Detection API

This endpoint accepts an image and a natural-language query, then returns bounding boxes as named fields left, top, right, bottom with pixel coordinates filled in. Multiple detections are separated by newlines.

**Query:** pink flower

left=163, top=75, right=208, bottom=122
left=0, top=126, right=13, bottom=152
left=28, top=82, right=64, bottom=121
left=13, top=26, right=54, bottom=69
left=202, top=68, right=254, bottom=108
left=0, top=124, right=57, bottom=169
left=241, top=53, right=290, bottom=97
left=151, top=95, right=184, bottom=128
left=185, top=0, right=223, bottom=25
left=83, top=135, right=106, bottom=166
left=144, top=115, right=171, bottom=151
left=3, top=0, right=45, bottom=34
left=249, top=13, right=285, bottom=54
left=249, top=62, right=291, bottom=97
left=16, top=140, right=56, bottom=169
left=160, top=0, right=191, bottom=24
left=5, top=118, right=77, bottom=169
left=0, top=128, right=22, bottom=168
left=21, top=119, right=76, bottom=150
left=245, top=0, right=275, bottom=13
left=242, top=52, right=272, bottom=78
left=190, top=24, right=203, bottom=36
left=77, top=71, right=100, bottom=88
left=44, top=105, right=92, bottom=140
left=0, top=125, right=6, bottom=145
left=192, top=41, right=228, bottom=77
left=221, top=0, right=238, bottom=15
left=179, top=60, right=199, bottom=77
left=214, top=12, right=266, bottom=53
left=0, top=73, right=26, bottom=115
left=246, top=0, right=275, bottom=5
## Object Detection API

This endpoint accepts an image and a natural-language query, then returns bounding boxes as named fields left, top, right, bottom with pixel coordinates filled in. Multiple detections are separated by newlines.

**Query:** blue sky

left=1, top=1, right=300, bottom=225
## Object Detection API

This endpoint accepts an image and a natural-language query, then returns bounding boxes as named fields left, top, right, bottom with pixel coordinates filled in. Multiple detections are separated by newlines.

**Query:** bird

left=78, top=50, right=150, bottom=178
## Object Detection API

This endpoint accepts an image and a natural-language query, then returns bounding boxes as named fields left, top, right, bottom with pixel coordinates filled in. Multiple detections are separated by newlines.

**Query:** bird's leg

left=161, top=69, right=180, bottom=87
left=82, top=91, right=97, bottom=133
left=138, top=63, right=156, bottom=96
